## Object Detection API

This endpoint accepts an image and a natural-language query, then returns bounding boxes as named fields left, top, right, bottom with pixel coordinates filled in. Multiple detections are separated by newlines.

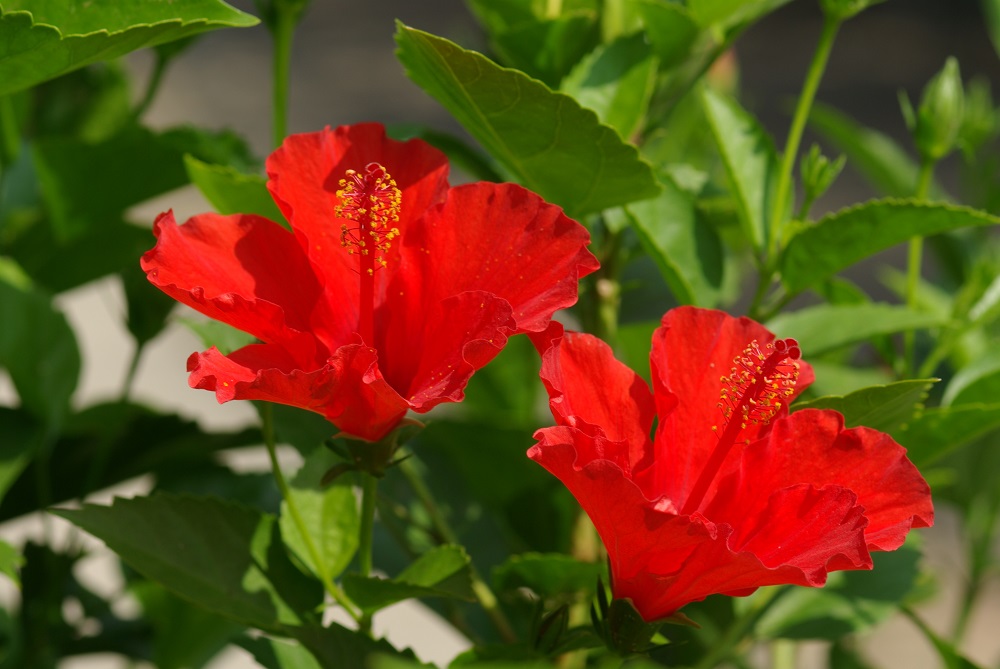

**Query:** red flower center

left=335, top=162, right=401, bottom=344
left=680, top=337, right=801, bottom=515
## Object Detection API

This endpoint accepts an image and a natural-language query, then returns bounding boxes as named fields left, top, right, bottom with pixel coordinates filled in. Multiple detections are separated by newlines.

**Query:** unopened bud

left=902, top=57, right=964, bottom=162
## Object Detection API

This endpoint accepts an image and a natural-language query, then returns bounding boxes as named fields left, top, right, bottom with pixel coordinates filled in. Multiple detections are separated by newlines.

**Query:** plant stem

left=903, top=158, right=936, bottom=376
left=768, top=14, right=841, bottom=259
left=693, top=587, right=785, bottom=669
left=0, top=95, right=20, bottom=167
left=271, top=6, right=296, bottom=148
left=261, top=404, right=361, bottom=622
left=398, top=457, right=518, bottom=643
left=131, top=51, right=169, bottom=121
left=357, top=472, right=378, bottom=635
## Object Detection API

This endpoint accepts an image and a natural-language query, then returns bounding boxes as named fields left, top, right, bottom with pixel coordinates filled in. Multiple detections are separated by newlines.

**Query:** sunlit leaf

left=184, top=155, right=286, bottom=225
left=342, top=545, right=474, bottom=613
left=767, top=303, right=944, bottom=355
left=395, top=23, right=660, bottom=217
left=792, top=379, right=936, bottom=433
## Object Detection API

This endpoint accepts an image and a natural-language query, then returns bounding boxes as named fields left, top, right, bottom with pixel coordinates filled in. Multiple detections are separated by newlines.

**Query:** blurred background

left=2, top=0, right=999, bottom=667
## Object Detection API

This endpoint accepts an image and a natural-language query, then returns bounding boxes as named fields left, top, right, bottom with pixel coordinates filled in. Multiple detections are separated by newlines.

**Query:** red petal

left=535, top=328, right=656, bottom=475
left=142, top=210, right=326, bottom=364
left=266, top=124, right=450, bottom=343
left=713, top=409, right=933, bottom=551
left=188, top=342, right=410, bottom=442
left=393, top=182, right=599, bottom=334
left=646, top=307, right=815, bottom=505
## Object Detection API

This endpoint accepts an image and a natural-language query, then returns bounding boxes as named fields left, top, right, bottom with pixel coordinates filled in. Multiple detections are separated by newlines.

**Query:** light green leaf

left=280, top=448, right=359, bottom=582
left=809, top=103, right=925, bottom=198
left=792, top=379, right=936, bottom=433
left=52, top=493, right=322, bottom=632
left=342, top=545, right=475, bottom=613
left=767, top=303, right=944, bottom=356
left=184, top=155, right=286, bottom=225
left=781, top=200, right=1000, bottom=294
left=0, top=0, right=257, bottom=96
left=633, top=0, right=699, bottom=69
left=0, top=277, right=80, bottom=426
left=180, top=317, right=256, bottom=356
left=942, top=349, right=1000, bottom=407
left=0, top=540, right=23, bottom=588
left=897, top=403, right=1000, bottom=468
left=395, top=23, right=660, bottom=216
left=701, top=86, right=780, bottom=253
left=492, top=552, right=605, bottom=599
left=687, top=0, right=794, bottom=28
left=561, top=33, right=658, bottom=140
left=627, top=173, right=724, bottom=306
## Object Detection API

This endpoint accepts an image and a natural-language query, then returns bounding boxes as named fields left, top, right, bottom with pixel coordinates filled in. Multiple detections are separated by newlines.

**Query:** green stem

left=768, top=14, right=842, bottom=259
left=357, top=472, right=378, bottom=635
left=693, top=587, right=785, bottom=669
left=261, top=404, right=361, bottom=622
left=399, top=457, right=518, bottom=643
left=270, top=7, right=296, bottom=148
left=0, top=94, right=20, bottom=167
left=131, top=52, right=169, bottom=122
left=903, top=158, right=936, bottom=376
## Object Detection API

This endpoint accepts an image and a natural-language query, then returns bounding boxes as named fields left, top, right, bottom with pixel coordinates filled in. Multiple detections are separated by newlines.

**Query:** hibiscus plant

left=0, top=1, right=998, bottom=668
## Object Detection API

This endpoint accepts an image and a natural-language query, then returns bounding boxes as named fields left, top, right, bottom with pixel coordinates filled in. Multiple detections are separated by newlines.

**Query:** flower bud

left=820, top=0, right=886, bottom=21
left=958, top=77, right=998, bottom=157
left=800, top=144, right=846, bottom=211
left=902, top=57, right=965, bottom=162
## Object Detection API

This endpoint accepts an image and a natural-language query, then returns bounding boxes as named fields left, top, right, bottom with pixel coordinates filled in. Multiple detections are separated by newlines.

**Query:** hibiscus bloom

left=529, top=306, right=933, bottom=621
left=142, top=123, right=598, bottom=441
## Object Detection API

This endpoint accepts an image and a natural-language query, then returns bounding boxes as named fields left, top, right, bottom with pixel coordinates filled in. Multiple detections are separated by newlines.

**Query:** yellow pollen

left=336, top=162, right=402, bottom=272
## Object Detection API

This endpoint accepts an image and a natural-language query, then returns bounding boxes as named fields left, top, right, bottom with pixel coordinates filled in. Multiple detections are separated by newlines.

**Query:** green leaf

left=942, top=349, right=1000, bottom=406
left=280, top=448, right=360, bottom=582
left=492, top=553, right=605, bottom=599
left=809, top=103, right=924, bottom=198
left=803, top=361, right=894, bottom=398
left=617, top=320, right=657, bottom=384
left=394, top=23, right=660, bottom=217
left=561, top=33, right=658, bottom=140
left=896, top=403, right=1000, bottom=468
left=52, top=493, right=322, bottom=632
left=288, top=623, right=427, bottom=668
left=488, top=12, right=601, bottom=88
left=792, top=379, right=936, bottom=434
left=342, top=545, right=475, bottom=613
left=184, top=155, right=287, bottom=225
left=767, top=303, right=944, bottom=356
left=460, top=333, right=541, bottom=428
left=122, top=260, right=178, bottom=345
left=701, top=86, right=780, bottom=253
left=754, top=540, right=922, bottom=640
left=238, top=635, right=323, bottom=669
left=0, top=540, right=23, bottom=588
left=687, top=0, right=794, bottom=28
left=180, top=317, right=257, bottom=356
left=0, top=0, right=258, bottom=96
left=0, top=408, right=43, bottom=505
left=781, top=200, right=1000, bottom=294
left=0, top=277, right=80, bottom=426
left=627, top=173, right=724, bottom=306
left=633, top=0, right=699, bottom=69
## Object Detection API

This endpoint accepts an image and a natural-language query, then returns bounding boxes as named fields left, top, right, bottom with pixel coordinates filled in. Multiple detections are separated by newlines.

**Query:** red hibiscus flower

left=141, top=123, right=598, bottom=442
left=529, top=306, right=933, bottom=621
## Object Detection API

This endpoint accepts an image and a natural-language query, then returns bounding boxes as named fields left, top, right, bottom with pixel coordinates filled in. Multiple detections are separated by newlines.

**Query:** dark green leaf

left=238, top=635, right=322, bottom=669
left=459, top=334, right=541, bottom=428
left=0, top=540, right=23, bottom=588
left=184, top=155, right=286, bottom=225
left=701, top=87, right=780, bottom=253
left=0, top=1, right=257, bottom=95
left=754, top=540, right=922, bottom=640
left=395, top=24, right=660, bottom=216
left=269, top=405, right=336, bottom=456
left=53, top=493, right=322, bottom=632
left=492, top=553, right=605, bottom=599
left=781, top=200, right=1000, bottom=294
left=809, top=103, right=924, bottom=198
left=0, top=277, right=79, bottom=426
left=634, top=0, right=699, bottom=68
left=561, top=33, right=658, bottom=139
left=289, top=623, right=427, bottom=668
left=899, top=403, right=1000, bottom=468
left=767, top=303, right=944, bottom=356
left=122, top=260, right=177, bottom=345
left=280, top=448, right=360, bottom=581
left=792, top=379, right=936, bottom=433
left=488, top=12, right=600, bottom=88
left=342, top=545, right=475, bottom=613
left=0, top=407, right=43, bottom=504
left=627, top=173, right=724, bottom=306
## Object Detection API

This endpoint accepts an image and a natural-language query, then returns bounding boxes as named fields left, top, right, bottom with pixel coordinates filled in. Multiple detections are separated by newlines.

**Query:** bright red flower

left=529, top=306, right=933, bottom=621
left=142, top=123, right=598, bottom=441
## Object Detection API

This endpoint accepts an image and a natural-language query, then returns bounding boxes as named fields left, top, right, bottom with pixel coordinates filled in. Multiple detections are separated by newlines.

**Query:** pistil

left=336, top=162, right=401, bottom=345
left=679, top=338, right=800, bottom=515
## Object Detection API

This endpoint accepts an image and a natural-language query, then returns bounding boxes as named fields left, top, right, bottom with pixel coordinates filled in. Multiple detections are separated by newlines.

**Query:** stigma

left=337, top=162, right=402, bottom=272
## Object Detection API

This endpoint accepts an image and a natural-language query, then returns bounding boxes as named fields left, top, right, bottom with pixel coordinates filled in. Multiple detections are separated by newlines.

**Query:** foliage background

left=1, top=0, right=999, bottom=667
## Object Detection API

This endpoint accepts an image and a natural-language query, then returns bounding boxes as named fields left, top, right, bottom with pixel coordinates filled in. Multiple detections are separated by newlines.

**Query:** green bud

left=800, top=144, right=846, bottom=208
left=958, top=77, right=998, bottom=157
left=903, top=57, right=965, bottom=162
left=820, top=0, right=886, bottom=21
